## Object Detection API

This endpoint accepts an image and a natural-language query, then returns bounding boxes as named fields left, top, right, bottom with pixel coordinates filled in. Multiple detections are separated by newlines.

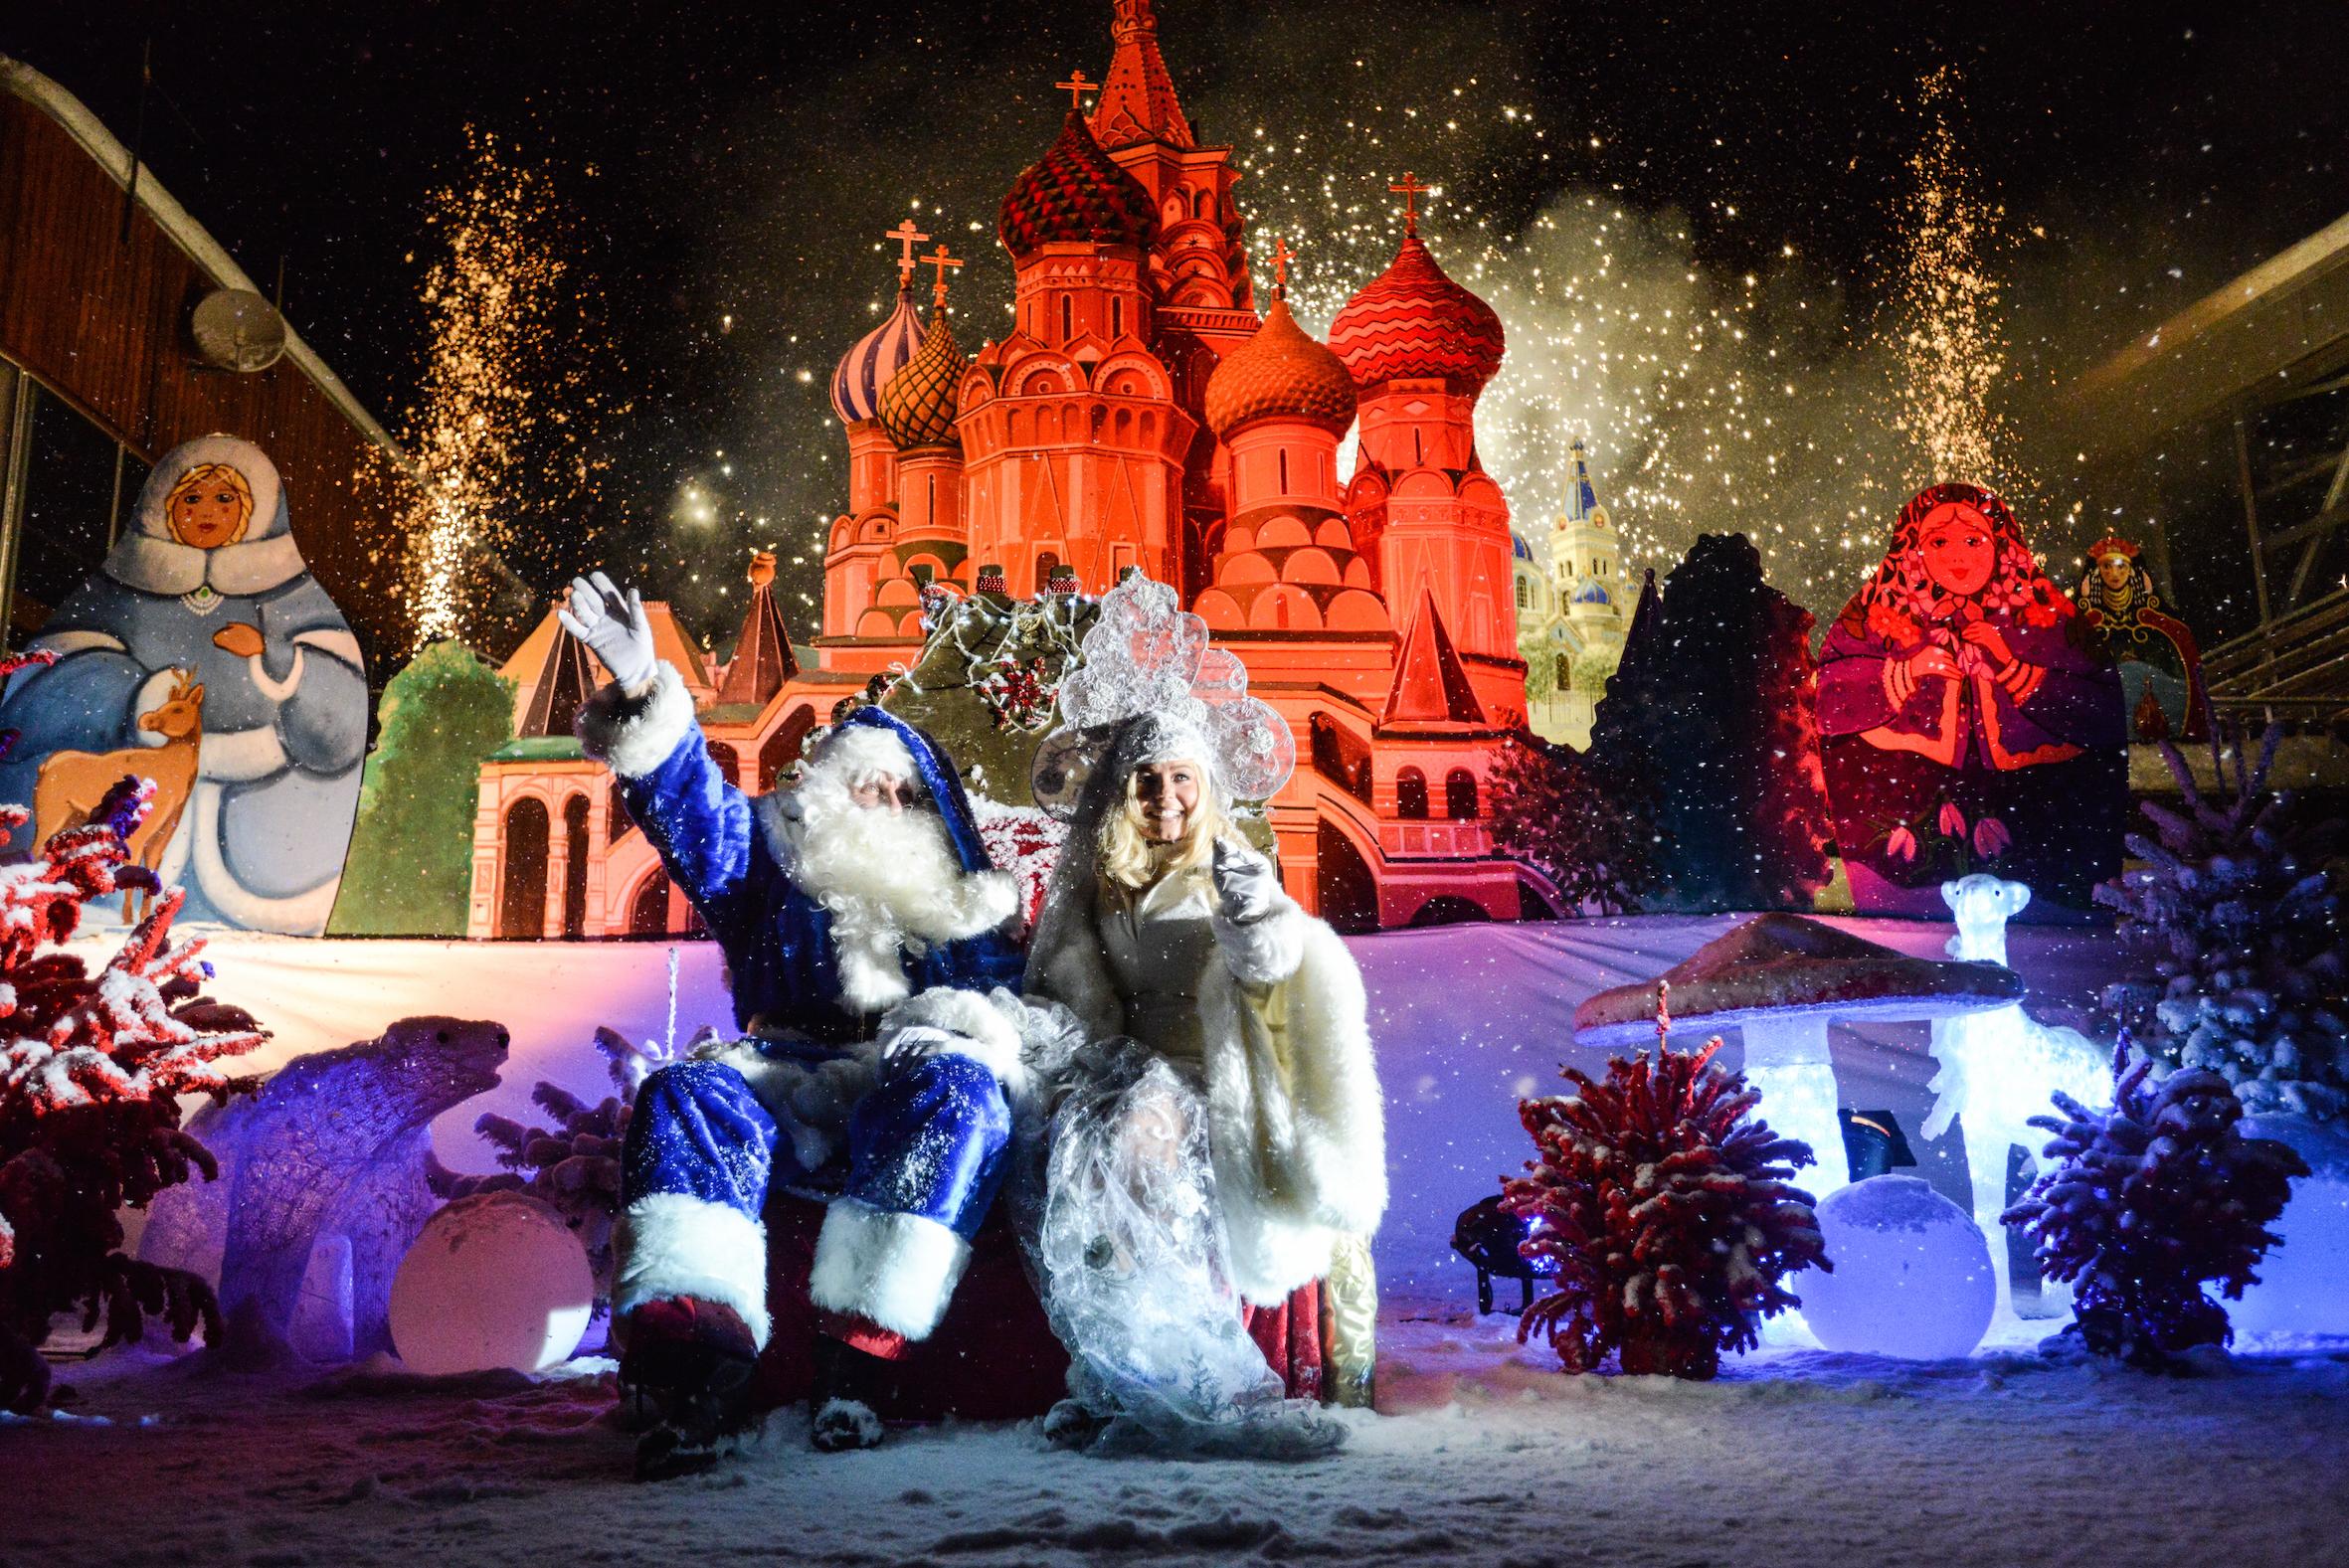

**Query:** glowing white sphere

left=2234, top=1116, right=2349, bottom=1338
left=390, top=1192, right=593, bottom=1376
left=1802, top=1175, right=1996, bottom=1359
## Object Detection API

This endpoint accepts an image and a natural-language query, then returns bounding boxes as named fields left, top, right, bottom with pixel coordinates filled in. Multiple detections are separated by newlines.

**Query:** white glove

left=557, top=571, right=658, bottom=694
left=1211, top=838, right=1279, bottom=925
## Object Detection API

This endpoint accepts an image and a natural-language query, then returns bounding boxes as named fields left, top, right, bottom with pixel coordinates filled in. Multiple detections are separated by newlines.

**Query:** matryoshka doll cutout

left=0, top=435, right=367, bottom=935
left=1816, top=482, right=2125, bottom=918
left=2073, top=536, right=2206, bottom=743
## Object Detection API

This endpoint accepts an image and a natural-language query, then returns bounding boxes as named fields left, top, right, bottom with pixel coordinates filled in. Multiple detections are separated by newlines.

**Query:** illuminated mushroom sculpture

left=1574, top=915, right=2023, bottom=1197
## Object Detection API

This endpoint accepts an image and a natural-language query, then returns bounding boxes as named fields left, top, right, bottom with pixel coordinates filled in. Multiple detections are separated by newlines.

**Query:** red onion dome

left=832, top=287, right=925, bottom=425
left=1327, top=234, right=1506, bottom=399
left=1203, top=297, right=1358, bottom=438
left=997, top=110, right=1159, bottom=262
left=876, top=314, right=968, bottom=450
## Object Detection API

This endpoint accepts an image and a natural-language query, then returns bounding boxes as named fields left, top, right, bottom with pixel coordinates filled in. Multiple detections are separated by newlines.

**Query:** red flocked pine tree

left=1502, top=1007, right=1829, bottom=1378
left=0, top=777, right=266, bottom=1412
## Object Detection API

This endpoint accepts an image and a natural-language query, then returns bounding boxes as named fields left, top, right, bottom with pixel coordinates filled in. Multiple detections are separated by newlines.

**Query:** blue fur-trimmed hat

left=819, top=706, right=994, bottom=876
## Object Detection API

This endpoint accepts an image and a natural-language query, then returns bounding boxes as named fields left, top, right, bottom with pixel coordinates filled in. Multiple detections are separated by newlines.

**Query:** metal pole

left=2234, top=410, right=2273, bottom=639
left=0, top=366, right=34, bottom=648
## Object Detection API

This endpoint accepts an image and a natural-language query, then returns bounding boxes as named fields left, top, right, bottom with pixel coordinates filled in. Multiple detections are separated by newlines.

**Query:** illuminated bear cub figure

left=1923, top=874, right=2111, bottom=1322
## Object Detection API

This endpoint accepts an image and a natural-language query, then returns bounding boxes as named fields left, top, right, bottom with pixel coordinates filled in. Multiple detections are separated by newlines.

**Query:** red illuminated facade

left=472, top=0, right=1560, bottom=937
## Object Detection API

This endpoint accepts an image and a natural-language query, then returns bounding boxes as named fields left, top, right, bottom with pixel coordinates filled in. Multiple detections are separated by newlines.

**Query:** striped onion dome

left=1202, top=297, right=1357, bottom=438
left=997, top=110, right=1158, bottom=263
left=1327, top=233, right=1506, bottom=399
left=831, top=285, right=926, bottom=425
left=876, top=313, right=968, bottom=450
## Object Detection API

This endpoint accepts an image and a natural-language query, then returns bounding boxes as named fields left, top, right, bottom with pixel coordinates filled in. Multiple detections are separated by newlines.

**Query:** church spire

left=1091, top=0, right=1195, bottom=150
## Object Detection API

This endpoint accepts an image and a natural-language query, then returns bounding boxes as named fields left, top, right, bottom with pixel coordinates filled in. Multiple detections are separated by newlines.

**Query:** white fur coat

left=1027, top=869, right=1387, bottom=1305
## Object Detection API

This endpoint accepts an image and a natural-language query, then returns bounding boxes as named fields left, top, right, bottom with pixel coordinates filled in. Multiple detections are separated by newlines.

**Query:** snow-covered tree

left=1502, top=1027, right=1829, bottom=1378
left=1486, top=731, right=1656, bottom=914
left=2096, top=725, right=2348, bottom=1121
left=2005, top=1050, right=2305, bottom=1366
left=0, top=782, right=266, bottom=1411
left=330, top=640, right=516, bottom=936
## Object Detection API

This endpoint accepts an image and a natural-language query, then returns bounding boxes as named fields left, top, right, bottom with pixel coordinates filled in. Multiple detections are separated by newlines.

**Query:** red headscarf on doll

left=1843, top=481, right=2073, bottom=646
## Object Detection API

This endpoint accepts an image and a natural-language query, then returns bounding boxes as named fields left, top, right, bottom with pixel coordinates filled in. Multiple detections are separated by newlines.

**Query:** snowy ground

left=18, top=917, right=2342, bottom=1564
left=10, top=1304, right=2349, bottom=1568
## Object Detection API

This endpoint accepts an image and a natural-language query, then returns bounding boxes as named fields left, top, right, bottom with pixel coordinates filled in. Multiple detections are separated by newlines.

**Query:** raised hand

left=1906, top=645, right=1964, bottom=682
left=558, top=571, right=658, bottom=692
left=1211, top=837, right=1279, bottom=925
left=1959, top=619, right=2016, bottom=668
left=211, top=621, right=265, bottom=659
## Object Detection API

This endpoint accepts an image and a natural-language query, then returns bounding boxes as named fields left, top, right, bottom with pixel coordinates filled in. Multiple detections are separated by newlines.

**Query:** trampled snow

left=8, top=1305, right=2348, bottom=1567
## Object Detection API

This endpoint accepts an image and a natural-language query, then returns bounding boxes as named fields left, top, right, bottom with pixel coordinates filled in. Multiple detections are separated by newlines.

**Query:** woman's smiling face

left=1916, top=502, right=1997, bottom=599
left=1133, top=761, right=1202, bottom=843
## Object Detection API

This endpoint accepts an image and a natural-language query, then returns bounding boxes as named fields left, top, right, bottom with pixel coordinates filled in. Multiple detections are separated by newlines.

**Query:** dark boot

left=620, top=1297, right=760, bottom=1481
left=809, top=1331, right=897, bottom=1452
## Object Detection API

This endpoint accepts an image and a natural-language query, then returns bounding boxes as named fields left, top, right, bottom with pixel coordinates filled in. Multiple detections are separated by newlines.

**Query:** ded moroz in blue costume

left=566, top=574, right=1025, bottom=1437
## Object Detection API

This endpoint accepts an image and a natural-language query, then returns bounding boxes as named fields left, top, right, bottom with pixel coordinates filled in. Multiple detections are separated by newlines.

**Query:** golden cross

left=1390, top=172, right=1429, bottom=236
left=1055, top=71, right=1096, bottom=112
left=1268, top=236, right=1296, bottom=297
left=884, top=219, right=931, bottom=286
left=923, top=243, right=965, bottom=305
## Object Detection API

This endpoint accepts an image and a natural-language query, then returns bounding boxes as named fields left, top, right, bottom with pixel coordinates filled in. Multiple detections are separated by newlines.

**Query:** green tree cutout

left=327, top=641, right=515, bottom=936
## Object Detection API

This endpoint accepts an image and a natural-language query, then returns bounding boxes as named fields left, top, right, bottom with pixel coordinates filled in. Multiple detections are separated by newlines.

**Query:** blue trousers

left=614, top=1052, right=1013, bottom=1347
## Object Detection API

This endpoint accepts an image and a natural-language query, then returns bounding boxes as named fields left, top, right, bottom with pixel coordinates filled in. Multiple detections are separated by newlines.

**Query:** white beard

left=792, top=775, right=1015, bottom=1014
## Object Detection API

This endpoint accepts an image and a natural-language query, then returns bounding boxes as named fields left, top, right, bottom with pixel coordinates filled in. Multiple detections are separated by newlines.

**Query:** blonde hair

left=165, top=462, right=255, bottom=543
left=1098, top=765, right=1225, bottom=892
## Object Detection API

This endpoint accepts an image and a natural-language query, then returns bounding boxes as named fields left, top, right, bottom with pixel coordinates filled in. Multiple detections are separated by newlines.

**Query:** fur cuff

left=576, top=661, right=695, bottom=779
left=879, top=987, right=1028, bottom=1100
left=611, top=1192, right=772, bottom=1349
left=807, top=1198, right=972, bottom=1343
left=1213, top=897, right=1309, bottom=986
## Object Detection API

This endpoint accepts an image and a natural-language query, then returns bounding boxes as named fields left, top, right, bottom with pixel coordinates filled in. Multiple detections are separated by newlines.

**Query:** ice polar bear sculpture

left=1923, top=875, right=2112, bottom=1323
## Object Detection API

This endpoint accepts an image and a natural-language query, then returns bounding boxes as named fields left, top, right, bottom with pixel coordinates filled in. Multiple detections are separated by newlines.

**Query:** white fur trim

left=611, top=1192, right=773, bottom=1349
left=1212, top=897, right=1309, bottom=987
left=878, top=987, right=1029, bottom=1100
left=197, top=724, right=287, bottom=783
left=1025, top=880, right=1125, bottom=1043
left=290, top=627, right=366, bottom=667
left=1200, top=917, right=1389, bottom=1305
left=807, top=1197, right=972, bottom=1342
left=576, top=661, right=696, bottom=779
left=813, top=722, right=919, bottom=784
left=187, top=783, right=338, bottom=935
left=247, top=646, right=304, bottom=702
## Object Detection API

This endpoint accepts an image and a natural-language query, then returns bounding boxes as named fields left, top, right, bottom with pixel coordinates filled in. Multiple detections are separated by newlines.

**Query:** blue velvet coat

left=615, top=703, right=1024, bottom=1041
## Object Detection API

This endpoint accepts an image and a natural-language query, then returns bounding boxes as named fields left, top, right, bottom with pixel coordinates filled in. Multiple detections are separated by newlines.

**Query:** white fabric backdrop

left=101, top=916, right=2121, bottom=1304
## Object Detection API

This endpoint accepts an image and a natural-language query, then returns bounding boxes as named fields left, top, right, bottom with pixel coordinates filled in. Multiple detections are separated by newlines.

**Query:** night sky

left=13, top=1, right=2346, bottom=651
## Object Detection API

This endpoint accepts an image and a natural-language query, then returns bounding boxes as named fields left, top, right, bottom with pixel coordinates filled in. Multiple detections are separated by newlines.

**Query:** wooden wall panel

left=0, top=92, right=411, bottom=670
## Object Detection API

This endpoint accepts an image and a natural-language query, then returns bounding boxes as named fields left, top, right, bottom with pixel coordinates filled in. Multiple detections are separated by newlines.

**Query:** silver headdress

left=1028, top=574, right=1294, bottom=821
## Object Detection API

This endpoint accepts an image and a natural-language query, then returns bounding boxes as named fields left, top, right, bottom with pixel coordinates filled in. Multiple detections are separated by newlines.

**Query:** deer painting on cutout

left=0, top=436, right=366, bottom=934
left=33, top=669, right=206, bottom=922
left=1817, top=483, right=2127, bottom=918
